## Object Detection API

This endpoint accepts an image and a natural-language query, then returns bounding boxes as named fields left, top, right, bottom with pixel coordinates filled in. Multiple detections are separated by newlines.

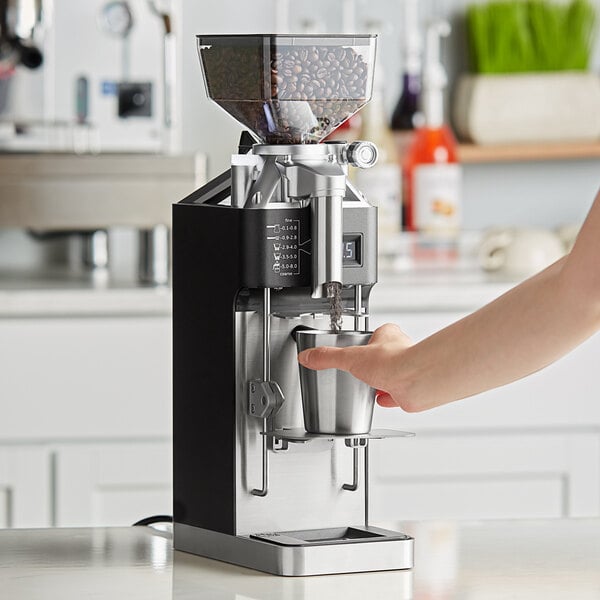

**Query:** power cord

left=132, top=515, right=173, bottom=527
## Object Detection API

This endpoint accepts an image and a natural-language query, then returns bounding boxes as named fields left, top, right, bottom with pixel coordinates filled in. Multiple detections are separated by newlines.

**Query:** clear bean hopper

left=197, top=34, right=376, bottom=143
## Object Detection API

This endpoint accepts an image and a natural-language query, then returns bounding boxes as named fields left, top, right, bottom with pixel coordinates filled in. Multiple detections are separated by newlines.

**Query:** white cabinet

left=0, top=311, right=172, bottom=528
left=371, top=431, right=600, bottom=521
left=0, top=442, right=172, bottom=529
left=0, top=447, right=50, bottom=528
left=55, top=442, right=172, bottom=527
left=0, top=316, right=172, bottom=440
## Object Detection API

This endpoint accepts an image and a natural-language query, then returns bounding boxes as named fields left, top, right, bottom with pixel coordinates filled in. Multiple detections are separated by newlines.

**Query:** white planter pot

left=453, top=72, right=600, bottom=145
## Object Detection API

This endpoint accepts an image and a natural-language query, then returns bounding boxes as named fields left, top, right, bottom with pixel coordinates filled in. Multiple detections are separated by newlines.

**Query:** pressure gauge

left=100, top=1, right=134, bottom=38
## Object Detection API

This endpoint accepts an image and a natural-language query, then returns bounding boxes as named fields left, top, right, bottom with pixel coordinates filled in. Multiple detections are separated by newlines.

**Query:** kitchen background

left=1, top=0, right=599, bottom=529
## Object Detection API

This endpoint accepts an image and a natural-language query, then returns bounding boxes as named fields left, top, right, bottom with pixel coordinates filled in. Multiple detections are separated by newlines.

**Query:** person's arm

left=298, top=188, right=600, bottom=412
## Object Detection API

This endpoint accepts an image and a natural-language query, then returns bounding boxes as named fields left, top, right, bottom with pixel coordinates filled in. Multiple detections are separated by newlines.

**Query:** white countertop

left=1, top=519, right=599, bottom=599
left=373, top=268, right=514, bottom=312
left=0, top=270, right=172, bottom=317
left=0, top=284, right=173, bottom=318
left=0, top=266, right=517, bottom=318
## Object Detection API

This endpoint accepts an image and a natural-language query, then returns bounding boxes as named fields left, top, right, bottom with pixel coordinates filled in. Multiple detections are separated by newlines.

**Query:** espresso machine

left=173, top=34, right=414, bottom=576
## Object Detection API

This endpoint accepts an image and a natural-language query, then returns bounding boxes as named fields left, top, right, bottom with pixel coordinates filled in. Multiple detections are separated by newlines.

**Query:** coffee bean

left=316, top=67, right=327, bottom=79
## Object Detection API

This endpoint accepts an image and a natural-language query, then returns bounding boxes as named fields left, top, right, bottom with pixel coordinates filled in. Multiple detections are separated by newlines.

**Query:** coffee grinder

left=173, top=34, right=414, bottom=576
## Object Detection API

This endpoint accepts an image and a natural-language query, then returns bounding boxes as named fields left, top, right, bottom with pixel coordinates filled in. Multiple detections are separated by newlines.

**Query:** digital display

left=343, top=234, right=362, bottom=266
left=343, top=240, right=356, bottom=260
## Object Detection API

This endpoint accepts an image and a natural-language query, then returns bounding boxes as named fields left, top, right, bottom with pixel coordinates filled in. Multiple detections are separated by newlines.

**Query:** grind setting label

left=265, top=219, right=301, bottom=277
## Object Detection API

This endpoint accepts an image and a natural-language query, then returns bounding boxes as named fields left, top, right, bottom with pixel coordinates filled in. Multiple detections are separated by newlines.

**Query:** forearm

left=400, top=254, right=600, bottom=411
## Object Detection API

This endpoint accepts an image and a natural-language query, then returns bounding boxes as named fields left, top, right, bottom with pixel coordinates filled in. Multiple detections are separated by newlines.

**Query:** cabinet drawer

left=0, top=317, right=171, bottom=440
left=371, top=432, right=600, bottom=520
left=55, top=442, right=172, bottom=527
left=373, top=477, right=564, bottom=521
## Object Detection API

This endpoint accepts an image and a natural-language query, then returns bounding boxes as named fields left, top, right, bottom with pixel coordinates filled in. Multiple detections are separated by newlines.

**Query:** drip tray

left=251, top=525, right=411, bottom=547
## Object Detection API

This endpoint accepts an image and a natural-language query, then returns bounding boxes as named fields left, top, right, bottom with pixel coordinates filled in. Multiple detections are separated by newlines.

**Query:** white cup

left=478, top=228, right=565, bottom=279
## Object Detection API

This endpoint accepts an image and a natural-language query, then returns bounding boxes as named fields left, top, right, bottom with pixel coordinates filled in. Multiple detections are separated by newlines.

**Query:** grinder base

left=174, top=523, right=414, bottom=577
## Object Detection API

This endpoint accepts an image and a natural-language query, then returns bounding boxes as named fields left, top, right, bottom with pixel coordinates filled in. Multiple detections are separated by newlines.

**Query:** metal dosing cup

left=295, top=329, right=375, bottom=435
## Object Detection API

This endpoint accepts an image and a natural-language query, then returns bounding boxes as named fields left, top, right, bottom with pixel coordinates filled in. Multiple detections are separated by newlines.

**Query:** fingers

left=369, top=323, right=411, bottom=346
left=376, top=391, right=398, bottom=407
left=298, top=353, right=406, bottom=409
left=297, top=346, right=356, bottom=372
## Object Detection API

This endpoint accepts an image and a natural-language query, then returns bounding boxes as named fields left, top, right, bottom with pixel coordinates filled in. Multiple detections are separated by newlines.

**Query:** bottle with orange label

left=403, top=21, right=461, bottom=247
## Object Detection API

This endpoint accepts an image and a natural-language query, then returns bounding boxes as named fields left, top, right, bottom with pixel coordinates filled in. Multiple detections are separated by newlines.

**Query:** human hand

left=297, top=323, right=414, bottom=409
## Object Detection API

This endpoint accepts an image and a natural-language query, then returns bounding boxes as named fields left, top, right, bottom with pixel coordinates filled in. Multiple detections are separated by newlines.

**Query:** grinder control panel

left=265, top=218, right=303, bottom=278
left=241, top=205, right=375, bottom=289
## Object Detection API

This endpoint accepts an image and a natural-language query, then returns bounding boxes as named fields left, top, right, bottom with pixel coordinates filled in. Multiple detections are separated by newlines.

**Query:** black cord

left=132, top=515, right=173, bottom=527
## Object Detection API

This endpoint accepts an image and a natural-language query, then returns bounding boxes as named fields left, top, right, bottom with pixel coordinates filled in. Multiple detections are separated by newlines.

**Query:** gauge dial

left=100, top=1, right=134, bottom=38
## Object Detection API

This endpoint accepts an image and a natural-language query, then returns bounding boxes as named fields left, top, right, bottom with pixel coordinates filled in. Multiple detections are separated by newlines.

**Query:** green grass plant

left=467, top=0, right=597, bottom=73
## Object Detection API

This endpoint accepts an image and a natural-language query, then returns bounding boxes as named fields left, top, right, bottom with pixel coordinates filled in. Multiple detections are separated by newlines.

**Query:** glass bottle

left=391, top=0, right=422, bottom=159
left=402, top=21, right=462, bottom=256
left=355, top=63, right=402, bottom=250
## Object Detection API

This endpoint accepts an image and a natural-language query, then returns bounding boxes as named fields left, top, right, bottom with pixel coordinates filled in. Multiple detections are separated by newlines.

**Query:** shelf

left=262, top=428, right=415, bottom=444
left=457, top=141, right=600, bottom=164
